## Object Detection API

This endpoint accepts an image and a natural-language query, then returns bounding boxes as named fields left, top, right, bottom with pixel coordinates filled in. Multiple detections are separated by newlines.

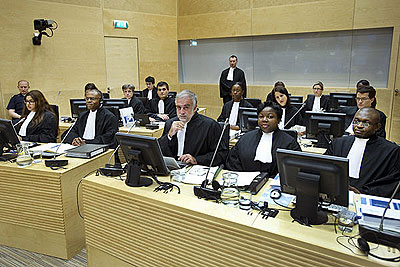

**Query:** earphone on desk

left=270, top=188, right=282, bottom=199
left=357, top=238, right=400, bottom=262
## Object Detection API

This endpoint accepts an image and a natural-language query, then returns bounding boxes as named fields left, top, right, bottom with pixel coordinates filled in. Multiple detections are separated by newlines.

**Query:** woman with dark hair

left=272, top=86, right=304, bottom=129
left=226, top=101, right=301, bottom=175
left=303, top=81, right=330, bottom=113
left=266, top=81, right=285, bottom=102
left=16, top=90, right=58, bottom=143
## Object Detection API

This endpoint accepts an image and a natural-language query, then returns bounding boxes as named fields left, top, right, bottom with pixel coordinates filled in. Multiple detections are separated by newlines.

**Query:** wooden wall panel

left=178, top=10, right=252, bottom=40
left=103, top=9, right=178, bottom=91
left=178, top=0, right=250, bottom=16
left=0, top=0, right=106, bottom=117
left=353, top=0, right=400, bottom=29
left=35, top=0, right=100, bottom=7
left=252, top=0, right=355, bottom=35
left=104, top=0, right=177, bottom=16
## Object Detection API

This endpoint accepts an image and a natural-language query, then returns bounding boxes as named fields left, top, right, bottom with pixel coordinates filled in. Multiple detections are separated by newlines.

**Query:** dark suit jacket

left=219, top=67, right=247, bottom=98
left=16, top=111, right=58, bottom=143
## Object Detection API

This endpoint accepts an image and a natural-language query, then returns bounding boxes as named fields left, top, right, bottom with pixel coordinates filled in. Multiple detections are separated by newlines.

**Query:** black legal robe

left=16, top=111, right=58, bottom=143
left=219, top=67, right=247, bottom=102
left=337, top=106, right=387, bottom=138
left=145, top=97, right=177, bottom=121
left=62, top=107, right=119, bottom=148
left=226, top=129, right=301, bottom=176
left=159, top=113, right=228, bottom=166
left=142, top=87, right=158, bottom=100
left=303, top=94, right=330, bottom=112
left=283, top=105, right=304, bottom=128
left=217, top=99, right=253, bottom=126
left=125, top=97, right=145, bottom=115
left=325, top=135, right=400, bottom=198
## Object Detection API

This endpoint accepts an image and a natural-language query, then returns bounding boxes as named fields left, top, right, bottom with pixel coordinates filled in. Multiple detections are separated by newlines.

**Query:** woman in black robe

left=16, top=90, right=58, bottom=143
left=272, top=86, right=304, bottom=128
left=226, top=101, right=301, bottom=175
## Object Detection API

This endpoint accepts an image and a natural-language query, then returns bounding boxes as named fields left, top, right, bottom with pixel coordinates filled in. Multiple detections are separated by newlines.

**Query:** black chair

left=168, top=91, right=177, bottom=98
left=133, top=91, right=143, bottom=97
left=244, top=98, right=262, bottom=108
left=103, top=93, right=110, bottom=99
left=49, top=104, right=59, bottom=121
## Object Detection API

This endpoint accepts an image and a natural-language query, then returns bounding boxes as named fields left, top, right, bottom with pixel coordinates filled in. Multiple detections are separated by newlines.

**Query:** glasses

left=352, top=119, right=371, bottom=127
left=85, top=97, right=101, bottom=101
left=24, top=100, right=35, bottom=104
left=355, top=97, right=370, bottom=102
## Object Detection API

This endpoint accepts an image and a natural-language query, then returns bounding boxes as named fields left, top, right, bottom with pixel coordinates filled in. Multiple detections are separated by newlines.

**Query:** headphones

left=270, top=188, right=282, bottom=199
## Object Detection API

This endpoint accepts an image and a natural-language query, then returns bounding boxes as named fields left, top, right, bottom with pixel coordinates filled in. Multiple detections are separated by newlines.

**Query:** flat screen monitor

left=277, top=148, right=349, bottom=225
left=103, top=99, right=129, bottom=123
left=305, top=111, right=346, bottom=148
left=133, top=91, right=142, bottom=97
left=329, top=93, right=356, bottom=110
left=244, top=98, right=262, bottom=108
left=70, top=99, right=87, bottom=119
left=238, top=107, right=258, bottom=133
left=116, top=133, right=170, bottom=187
left=168, top=91, right=177, bottom=98
left=0, top=119, right=20, bottom=156
left=289, top=95, right=303, bottom=104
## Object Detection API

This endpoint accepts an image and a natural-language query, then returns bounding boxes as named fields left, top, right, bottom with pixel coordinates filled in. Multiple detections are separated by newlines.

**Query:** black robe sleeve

left=130, top=97, right=146, bottom=115
left=20, top=111, right=58, bottom=143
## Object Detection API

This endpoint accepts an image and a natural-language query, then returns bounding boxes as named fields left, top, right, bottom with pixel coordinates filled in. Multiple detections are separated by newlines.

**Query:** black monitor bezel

left=0, top=119, right=20, bottom=154
left=238, top=107, right=258, bottom=133
left=69, top=99, right=87, bottom=119
left=329, top=93, right=356, bottom=110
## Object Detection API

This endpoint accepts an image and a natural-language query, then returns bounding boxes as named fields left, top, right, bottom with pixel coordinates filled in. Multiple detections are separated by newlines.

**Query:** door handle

left=395, top=89, right=399, bottom=96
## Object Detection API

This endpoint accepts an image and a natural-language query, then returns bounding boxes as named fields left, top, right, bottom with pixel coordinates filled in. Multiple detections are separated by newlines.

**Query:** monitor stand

left=314, top=132, right=330, bottom=148
left=125, top=150, right=153, bottom=187
left=291, top=171, right=328, bottom=225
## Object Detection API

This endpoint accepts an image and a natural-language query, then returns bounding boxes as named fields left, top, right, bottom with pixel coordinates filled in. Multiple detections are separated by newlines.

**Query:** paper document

left=234, top=171, right=260, bottom=187
left=182, top=165, right=219, bottom=185
left=30, top=143, right=75, bottom=154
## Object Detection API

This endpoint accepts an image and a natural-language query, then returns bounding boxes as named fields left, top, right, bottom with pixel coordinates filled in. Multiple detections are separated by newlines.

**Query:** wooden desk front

left=0, top=151, right=112, bottom=259
left=81, top=175, right=394, bottom=266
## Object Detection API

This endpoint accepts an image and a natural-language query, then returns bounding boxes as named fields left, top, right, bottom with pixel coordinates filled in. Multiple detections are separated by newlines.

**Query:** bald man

left=325, top=108, right=400, bottom=198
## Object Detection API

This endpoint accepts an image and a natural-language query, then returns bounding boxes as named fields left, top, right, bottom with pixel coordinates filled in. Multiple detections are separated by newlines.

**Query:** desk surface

left=82, top=174, right=397, bottom=266
left=0, top=151, right=112, bottom=260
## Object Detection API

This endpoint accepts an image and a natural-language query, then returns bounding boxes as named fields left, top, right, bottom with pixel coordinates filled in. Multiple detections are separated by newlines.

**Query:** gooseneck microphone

left=194, top=118, right=229, bottom=200
left=13, top=118, right=26, bottom=127
left=379, top=180, right=400, bottom=232
left=45, top=120, right=77, bottom=168
left=284, top=102, right=306, bottom=128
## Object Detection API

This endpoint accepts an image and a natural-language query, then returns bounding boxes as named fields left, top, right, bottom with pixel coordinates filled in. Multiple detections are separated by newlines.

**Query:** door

left=104, top=37, right=139, bottom=98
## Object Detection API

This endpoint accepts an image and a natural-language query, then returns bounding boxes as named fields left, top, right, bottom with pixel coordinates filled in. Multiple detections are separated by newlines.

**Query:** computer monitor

left=238, top=107, right=258, bottom=133
left=329, top=93, right=356, bottom=110
left=116, top=133, right=170, bottom=187
left=0, top=119, right=20, bottom=157
left=70, top=99, right=87, bottom=119
left=168, top=91, right=177, bottom=98
left=305, top=111, right=346, bottom=148
left=277, top=148, right=349, bottom=225
left=289, top=95, right=303, bottom=104
left=103, top=99, right=129, bottom=123
left=133, top=91, right=142, bottom=97
left=244, top=98, right=262, bottom=108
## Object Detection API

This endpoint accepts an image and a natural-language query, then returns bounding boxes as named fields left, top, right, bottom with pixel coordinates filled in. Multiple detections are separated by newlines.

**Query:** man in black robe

left=122, top=83, right=145, bottom=115
left=336, top=86, right=386, bottom=138
left=145, top=81, right=176, bottom=121
left=219, top=55, right=247, bottom=104
left=325, top=108, right=400, bottom=198
left=217, top=82, right=253, bottom=130
left=63, top=89, right=119, bottom=148
left=142, top=76, right=158, bottom=102
left=159, top=90, right=228, bottom=166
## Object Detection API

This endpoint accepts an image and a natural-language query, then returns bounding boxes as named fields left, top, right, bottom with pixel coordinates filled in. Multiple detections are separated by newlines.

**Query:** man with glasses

left=339, top=85, right=386, bottom=138
left=325, top=108, right=400, bottom=198
left=62, top=88, right=118, bottom=147
left=7, top=80, right=30, bottom=124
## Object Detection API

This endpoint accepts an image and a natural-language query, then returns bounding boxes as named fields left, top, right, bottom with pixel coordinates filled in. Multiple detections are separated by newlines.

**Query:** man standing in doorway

left=219, top=55, right=247, bottom=104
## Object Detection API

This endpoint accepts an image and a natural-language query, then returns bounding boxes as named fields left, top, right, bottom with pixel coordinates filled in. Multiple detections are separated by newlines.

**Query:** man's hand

left=230, top=125, right=240, bottom=131
left=18, top=135, right=23, bottom=141
left=349, top=186, right=361, bottom=194
left=72, top=137, right=86, bottom=146
left=168, top=121, right=185, bottom=138
left=178, top=154, right=197, bottom=165
left=158, top=114, right=170, bottom=121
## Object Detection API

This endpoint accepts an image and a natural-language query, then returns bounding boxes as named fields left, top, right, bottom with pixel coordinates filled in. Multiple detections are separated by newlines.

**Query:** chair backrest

left=168, top=91, right=177, bottom=98
left=289, top=95, right=303, bottom=103
left=244, top=98, right=262, bottom=108
left=133, top=91, right=143, bottom=97
left=49, top=104, right=59, bottom=121
left=137, top=97, right=147, bottom=106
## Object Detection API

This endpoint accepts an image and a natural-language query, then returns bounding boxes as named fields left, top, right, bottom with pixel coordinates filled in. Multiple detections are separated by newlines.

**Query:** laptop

left=134, top=114, right=150, bottom=127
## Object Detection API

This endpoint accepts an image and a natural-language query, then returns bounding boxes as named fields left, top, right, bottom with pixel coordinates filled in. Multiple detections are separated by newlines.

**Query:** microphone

left=284, top=102, right=306, bottom=128
left=54, top=90, right=61, bottom=104
left=13, top=117, right=26, bottom=127
left=194, top=118, right=229, bottom=200
left=45, top=120, right=77, bottom=168
left=99, top=113, right=136, bottom=176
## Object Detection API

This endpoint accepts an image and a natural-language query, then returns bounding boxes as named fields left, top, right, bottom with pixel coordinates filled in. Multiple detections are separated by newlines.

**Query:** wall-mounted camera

left=32, top=19, right=58, bottom=45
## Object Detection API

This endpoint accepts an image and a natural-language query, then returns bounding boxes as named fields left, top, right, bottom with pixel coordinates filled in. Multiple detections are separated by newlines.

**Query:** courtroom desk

left=0, top=150, right=112, bottom=260
left=58, top=122, right=164, bottom=141
left=81, top=174, right=393, bottom=266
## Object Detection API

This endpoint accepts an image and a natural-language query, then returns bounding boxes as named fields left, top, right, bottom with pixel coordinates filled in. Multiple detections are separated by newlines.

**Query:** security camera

left=32, top=32, right=42, bottom=45
left=34, top=19, right=53, bottom=32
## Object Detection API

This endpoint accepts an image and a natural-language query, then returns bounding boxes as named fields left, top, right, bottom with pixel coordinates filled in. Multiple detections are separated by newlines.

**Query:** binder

left=65, top=144, right=108, bottom=159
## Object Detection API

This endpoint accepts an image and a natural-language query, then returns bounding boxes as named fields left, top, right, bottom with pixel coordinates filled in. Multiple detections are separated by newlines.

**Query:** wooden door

left=104, top=37, right=139, bottom=98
